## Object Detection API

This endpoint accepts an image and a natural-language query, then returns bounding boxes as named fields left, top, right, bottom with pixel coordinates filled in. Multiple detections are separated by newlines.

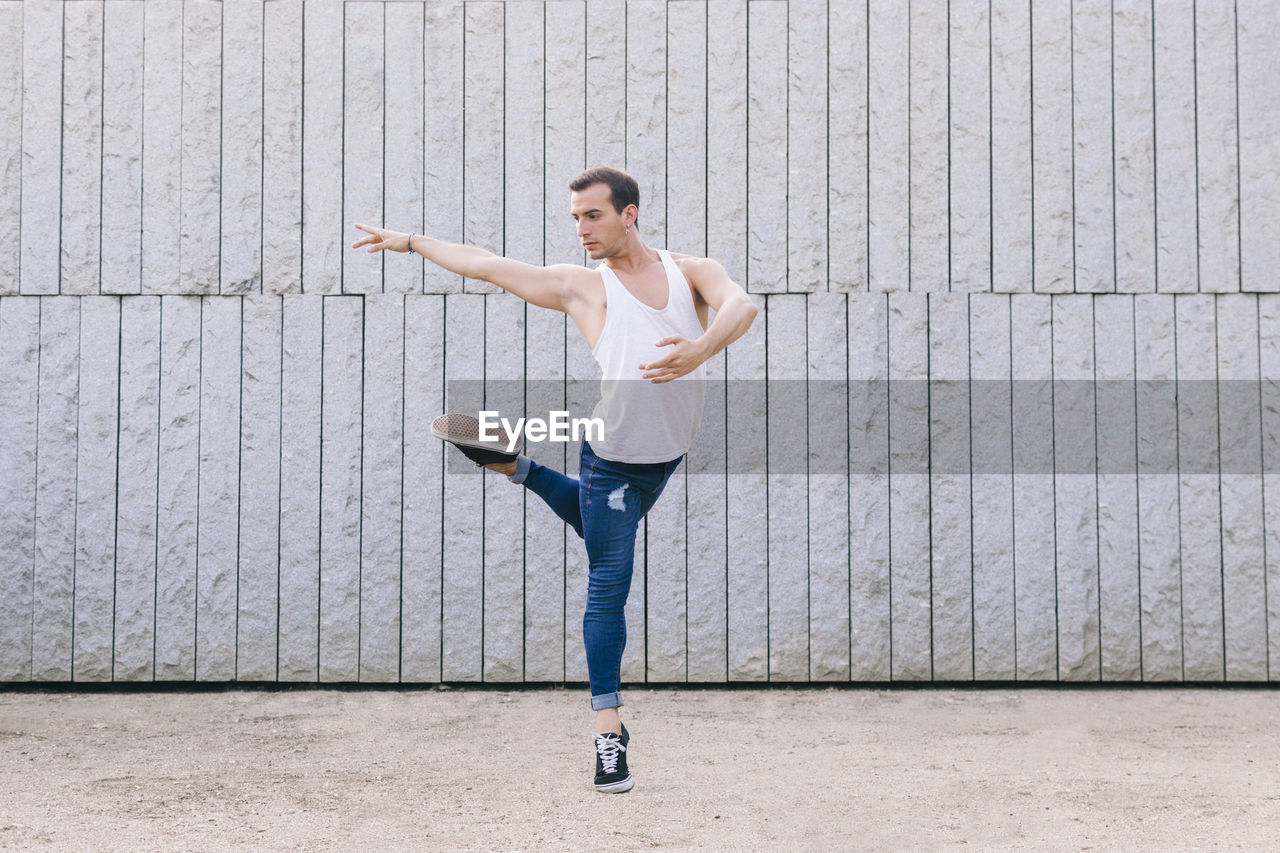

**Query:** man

left=350, top=166, right=757, bottom=793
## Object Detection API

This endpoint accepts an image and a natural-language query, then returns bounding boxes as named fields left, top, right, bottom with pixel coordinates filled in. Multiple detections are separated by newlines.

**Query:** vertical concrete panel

left=113, top=296, right=161, bottom=682
left=1094, top=295, right=1141, bottom=680
left=0, top=299, right=41, bottom=679
left=646, top=456, right=688, bottom=683
left=60, top=1, right=103, bottom=296
left=20, top=0, right=61, bottom=295
left=401, top=295, right=445, bottom=681
left=1073, top=0, right=1116, bottom=293
left=278, top=295, right=322, bottom=680
left=746, top=1, right=786, bottom=293
left=848, top=293, right=890, bottom=680
left=727, top=293, right=767, bottom=680
left=154, top=296, right=201, bottom=680
left=263, top=0, right=303, bottom=295
left=504, top=0, right=545, bottom=270
left=221, top=0, right=263, bottom=294
left=788, top=4, right=825, bottom=293
left=384, top=2, right=425, bottom=296
left=195, top=297, right=241, bottom=680
left=585, top=0, right=625, bottom=169
left=101, top=1, right=145, bottom=296
left=343, top=3, right=385, bottom=296
left=140, top=0, right=182, bottom=296
left=1031, top=0, right=1073, bottom=293
left=910, top=0, right=948, bottom=293
left=318, top=297, right=362, bottom=681
left=563, top=339, right=594, bottom=686
left=667, top=1, right=707, bottom=257
left=1194, top=2, right=1240, bottom=294
left=180, top=2, right=222, bottom=295
left=929, top=293, right=973, bottom=679
left=1260, top=296, right=1280, bottom=678
left=1113, top=0, right=1156, bottom=294
left=687, top=342, right=728, bottom=683
left=1133, top=294, right=1182, bottom=679
left=808, top=292, right=849, bottom=680
left=828, top=0, right=868, bottom=292
left=301, top=0, right=343, bottom=294
left=950, top=0, right=991, bottom=294
left=422, top=0, right=464, bottom=294
left=462, top=2, right=503, bottom=295
left=482, top=293, right=526, bottom=682
left=868, top=1, right=909, bottom=293
left=1215, top=295, right=1265, bottom=679
left=1174, top=294, right=1223, bottom=679
left=1010, top=294, right=1057, bottom=679
left=707, top=0, right=748, bottom=288
left=990, top=0, right=1033, bottom=294
left=360, top=294, right=405, bottom=681
left=627, top=0, right=667, bottom=250
left=441, top=293, right=484, bottom=680
left=969, top=294, right=1016, bottom=679
left=1051, top=295, right=1101, bottom=680
left=237, top=295, right=282, bottom=681
left=1153, top=0, right=1197, bottom=293
left=545, top=0, right=586, bottom=268
left=0, top=4, right=21, bottom=295
left=1238, top=4, right=1280, bottom=293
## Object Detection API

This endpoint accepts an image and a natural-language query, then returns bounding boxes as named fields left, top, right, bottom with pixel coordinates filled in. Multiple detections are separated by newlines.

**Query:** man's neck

left=601, top=235, right=658, bottom=276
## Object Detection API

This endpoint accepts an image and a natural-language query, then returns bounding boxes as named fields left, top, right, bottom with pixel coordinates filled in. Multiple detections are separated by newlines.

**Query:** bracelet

left=406, top=234, right=415, bottom=253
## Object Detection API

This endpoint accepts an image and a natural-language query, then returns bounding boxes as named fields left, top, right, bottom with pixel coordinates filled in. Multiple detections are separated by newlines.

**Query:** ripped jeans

left=512, top=440, right=684, bottom=710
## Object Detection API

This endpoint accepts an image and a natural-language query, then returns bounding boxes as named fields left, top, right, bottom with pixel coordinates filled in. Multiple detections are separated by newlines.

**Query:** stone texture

left=0, top=298, right=40, bottom=679
left=928, top=293, right=973, bottom=679
left=195, top=297, right=241, bottom=681
left=401, top=295, right=445, bottom=681
left=1153, top=1, right=1197, bottom=293
left=707, top=0, right=748, bottom=288
left=1238, top=3, right=1280, bottom=293
left=746, top=1, right=786, bottom=293
left=360, top=294, right=405, bottom=682
left=726, top=293, right=767, bottom=680
left=1259, top=296, right=1280, bottom=679
left=60, top=1, right=103, bottom=296
left=969, top=294, right=1016, bottom=679
left=140, top=0, right=182, bottom=295
left=563, top=304, right=597, bottom=684
left=1113, top=0, right=1156, bottom=294
left=1195, top=2, right=1241, bottom=294
left=1051, top=295, right=1101, bottom=680
left=1072, top=0, right=1115, bottom=293
left=1031, top=0, right=1072, bottom=293
left=667, top=0, right=707, bottom=255
left=277, top=294, right=322, bottom=680
left=504, top=0, right=545, bottom=268
left=301, top=0, right=342, bottom=294
left=113, top=296, right=161, bottom=681
left=687, top=343, right=728, bottom=683
left=100, top=2, right=144, bottom=296
left=220, top=0, right=264, bottom=294
left=383, top=2, right=425, bottom=296
left=422, top=0, right=464, bottom=295
left=990, top=0, right=1033, bottom=294
left=646, top=455, right=688, bottom=683
left=949, top=1, right=991, bottom=293
left=1133, top=294, right=1182, bottom=679
left=807, top=292, right=850, bottom=680
left=462, top=2, right=503, bottom=296
left=585, top=0, right=626, bottom=171
left=21, top=0, right=61, bottom=295
left=1010, top=294, right=1057, bottom=679
left=342, top=2, right=384, bottom=296
left=263, top=0, right=304, bottom=295
left=1094, top=296, right=1141, bottom=680
left=179, top=2, right=221, bottom=295
left=625, top=0, right=666, bottom=249
left=0, top=4, right=20, bottom=295
left=909, top=2, right=948, bottom=292
left=544, top=0, right=586, bottom=268
left=1174, top=295, right=1224, bottom=679
left=787, top=4, right=825, bottom=293
left=827, top=0, right=868, bottom=292
left=236, top=295, right=283, bottom=681
left=1216, top=295, right=1266, bottom=679
left=154, top=296, right=201, bottom=680
left=318, top=297, right=363, bottom=681
left=868, top=1, right=909, bottom=293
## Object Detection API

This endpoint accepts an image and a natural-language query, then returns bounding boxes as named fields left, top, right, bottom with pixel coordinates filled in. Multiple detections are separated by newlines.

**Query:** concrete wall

left=1, top=0, right=1277, bottom=683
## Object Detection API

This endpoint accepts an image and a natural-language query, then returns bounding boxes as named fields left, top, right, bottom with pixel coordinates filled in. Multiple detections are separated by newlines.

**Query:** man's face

left=570, top=183, right=629, bottom=260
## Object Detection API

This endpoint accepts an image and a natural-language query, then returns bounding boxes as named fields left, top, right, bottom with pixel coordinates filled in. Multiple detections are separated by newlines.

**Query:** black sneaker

left=593, top=723, right=633, bottom=793
left=430, top=413, right=523, bottom=468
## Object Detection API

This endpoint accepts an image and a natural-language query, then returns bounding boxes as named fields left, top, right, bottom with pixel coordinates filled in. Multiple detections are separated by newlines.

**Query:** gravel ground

left=0, top=685, right=1277, bottom=851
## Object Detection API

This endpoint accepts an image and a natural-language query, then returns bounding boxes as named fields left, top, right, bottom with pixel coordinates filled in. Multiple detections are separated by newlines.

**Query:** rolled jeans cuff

left=590, top=690, right=623, bottom=710
left=508, top=453, right=532, bottom=485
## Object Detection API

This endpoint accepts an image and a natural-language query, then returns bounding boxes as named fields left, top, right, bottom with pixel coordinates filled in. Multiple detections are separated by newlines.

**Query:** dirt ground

left=0, top=685, right=1276, bottom=851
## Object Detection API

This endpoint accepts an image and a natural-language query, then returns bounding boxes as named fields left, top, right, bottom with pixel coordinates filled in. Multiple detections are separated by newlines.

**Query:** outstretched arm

left=639, top=257, right=758, bottom=383
left=350, top=223, right=581, bottom=313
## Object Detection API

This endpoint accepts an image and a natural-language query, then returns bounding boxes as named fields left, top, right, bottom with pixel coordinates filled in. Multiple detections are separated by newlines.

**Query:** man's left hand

left=639, top=336, right=708, bottom=383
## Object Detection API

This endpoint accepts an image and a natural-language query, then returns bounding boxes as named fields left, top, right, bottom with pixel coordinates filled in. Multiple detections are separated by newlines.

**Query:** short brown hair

left=568, top=166, right=640, bottom=225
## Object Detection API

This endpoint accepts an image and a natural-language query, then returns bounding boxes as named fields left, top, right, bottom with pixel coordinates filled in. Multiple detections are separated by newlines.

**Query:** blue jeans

left=514, top=440, right=684, bottom=710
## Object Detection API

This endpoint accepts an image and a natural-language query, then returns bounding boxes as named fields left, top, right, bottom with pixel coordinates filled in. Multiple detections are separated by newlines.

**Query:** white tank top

left=588, top=249, right=706, bottom=463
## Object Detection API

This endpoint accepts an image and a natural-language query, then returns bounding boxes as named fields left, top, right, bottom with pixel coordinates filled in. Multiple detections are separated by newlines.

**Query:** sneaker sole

left=430, top=413, right=522, bottom=464
left=594, top=774, right=634, bottom=793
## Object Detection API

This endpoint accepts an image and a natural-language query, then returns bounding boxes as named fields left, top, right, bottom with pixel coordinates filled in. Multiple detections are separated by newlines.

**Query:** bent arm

left=693, top=290, right=758, bottom=360
left=408, top=234, right=577, bottom=313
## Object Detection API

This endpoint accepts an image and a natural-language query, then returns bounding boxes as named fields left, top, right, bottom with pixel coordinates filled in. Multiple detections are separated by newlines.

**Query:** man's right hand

left=351, top=223, right=412, bottom=253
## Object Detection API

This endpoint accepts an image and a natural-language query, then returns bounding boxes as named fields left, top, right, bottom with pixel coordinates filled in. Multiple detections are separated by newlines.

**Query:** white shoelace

left=594, top=733, right=627, bottom=774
